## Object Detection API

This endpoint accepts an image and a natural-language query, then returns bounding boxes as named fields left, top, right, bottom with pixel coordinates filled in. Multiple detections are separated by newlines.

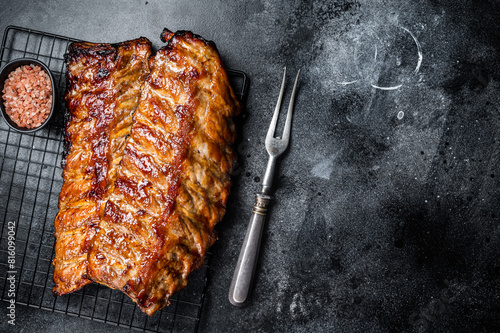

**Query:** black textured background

left=1, top=0, right=500, bottom=332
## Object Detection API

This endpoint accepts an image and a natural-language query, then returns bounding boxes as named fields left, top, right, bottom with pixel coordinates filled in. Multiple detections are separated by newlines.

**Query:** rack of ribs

left=54, top=29, right=240, bottom=316
left=53, top=38, right=152, bottom=295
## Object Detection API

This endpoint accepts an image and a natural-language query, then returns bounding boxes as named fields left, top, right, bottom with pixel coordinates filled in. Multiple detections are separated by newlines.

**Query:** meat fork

left=229, top=67, right=300, bottom=306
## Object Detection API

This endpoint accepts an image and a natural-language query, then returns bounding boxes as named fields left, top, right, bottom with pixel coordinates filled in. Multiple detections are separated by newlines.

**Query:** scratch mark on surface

left=400, top=26, right=423, bottom=74
left=371, top=83, right=403, bottom=90
left=337, top=79, right=359, bottom=85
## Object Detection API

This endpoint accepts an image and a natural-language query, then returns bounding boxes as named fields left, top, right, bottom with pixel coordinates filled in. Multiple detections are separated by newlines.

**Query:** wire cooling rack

left=0, top=25, right=248, bottom=332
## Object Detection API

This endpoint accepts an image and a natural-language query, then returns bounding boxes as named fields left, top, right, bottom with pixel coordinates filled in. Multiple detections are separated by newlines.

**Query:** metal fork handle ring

left=252, top=193, right=271, bottom=215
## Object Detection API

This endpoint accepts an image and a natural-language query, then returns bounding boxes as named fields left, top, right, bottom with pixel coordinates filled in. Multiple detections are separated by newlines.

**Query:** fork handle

left=229, top=193, right=272, bottom=306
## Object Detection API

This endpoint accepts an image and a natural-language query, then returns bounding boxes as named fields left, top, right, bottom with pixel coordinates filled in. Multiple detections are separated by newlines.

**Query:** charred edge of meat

left=108, top=37, right=152, bottom=61
left=61, top=140, right=70, bottom=169
left=62, top=76, right=71, bottom=167
left=62, top=53, right=75, bottom=167
left=63, top=36, right=151, bottom=62
left=160, top=28, right=174, bottom=43
left=160, top=28, right=218, bottom=52
left=65, top=37, right=152, bottom=64
left=66, top=42, right=116, bottom=62
left=63, top=52, right=71, bottom=64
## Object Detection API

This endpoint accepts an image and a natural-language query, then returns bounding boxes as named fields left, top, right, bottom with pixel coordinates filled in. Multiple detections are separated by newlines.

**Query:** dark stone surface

left=1, top=0, right=500, bottom=332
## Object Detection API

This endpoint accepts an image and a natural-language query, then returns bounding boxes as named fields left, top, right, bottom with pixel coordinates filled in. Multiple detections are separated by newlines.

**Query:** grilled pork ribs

left=54, top=30, right=240, bottom=316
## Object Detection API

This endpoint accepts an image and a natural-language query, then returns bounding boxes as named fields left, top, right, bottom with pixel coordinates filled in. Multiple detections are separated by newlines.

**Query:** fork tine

left=266, top=67, right=287, bottom=141
left=281, top=69, right=300, bottom=142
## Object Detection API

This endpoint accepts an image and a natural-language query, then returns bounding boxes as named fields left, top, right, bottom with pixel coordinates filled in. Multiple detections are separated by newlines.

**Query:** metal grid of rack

left=0, top=25, right=248, bottom=332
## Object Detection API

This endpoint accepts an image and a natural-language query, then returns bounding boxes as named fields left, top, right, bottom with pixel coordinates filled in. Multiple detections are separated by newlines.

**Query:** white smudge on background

left=311, top=9, right=425, bottom=95
left=311, top=153, right=339, bottom=180
left=289, top=293, right=307, bottom=319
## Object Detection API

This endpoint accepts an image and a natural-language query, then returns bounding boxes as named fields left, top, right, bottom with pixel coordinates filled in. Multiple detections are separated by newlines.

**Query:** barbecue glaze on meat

left=53, top=38, right=152, bottom=295
left=87, top=29, right=240, bottom=315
